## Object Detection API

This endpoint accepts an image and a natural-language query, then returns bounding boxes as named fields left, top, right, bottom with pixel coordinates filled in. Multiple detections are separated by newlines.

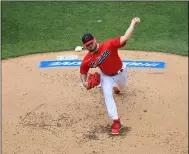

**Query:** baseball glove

left=87, top=72, right=101, bottom=90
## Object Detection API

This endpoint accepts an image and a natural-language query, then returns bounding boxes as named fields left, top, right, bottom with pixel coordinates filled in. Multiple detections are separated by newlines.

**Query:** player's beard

left=90, top=44, right=98, bottom=53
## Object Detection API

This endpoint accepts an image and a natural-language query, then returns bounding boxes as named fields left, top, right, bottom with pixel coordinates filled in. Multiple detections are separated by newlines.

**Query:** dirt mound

left=2, top=50, right=188, bottom=154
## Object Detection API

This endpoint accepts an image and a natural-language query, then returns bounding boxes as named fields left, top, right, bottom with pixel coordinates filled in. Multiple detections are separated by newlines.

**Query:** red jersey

left=80, top=36, right=126, bottom=75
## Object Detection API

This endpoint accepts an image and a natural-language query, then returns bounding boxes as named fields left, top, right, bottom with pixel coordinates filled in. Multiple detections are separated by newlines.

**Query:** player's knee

left=117, top=80, right=127, bottom=90
left=118, top=85, right=125, bottom=91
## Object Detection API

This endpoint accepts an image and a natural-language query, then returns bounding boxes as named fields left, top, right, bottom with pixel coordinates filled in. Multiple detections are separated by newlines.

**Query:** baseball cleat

left=113, top=87, right=120, bottom=94
left=111, top=119, right=122, bottom=135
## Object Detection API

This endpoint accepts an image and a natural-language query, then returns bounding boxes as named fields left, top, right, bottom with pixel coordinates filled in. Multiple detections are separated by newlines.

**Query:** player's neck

left=95, top=43, right=100, bottom=52
left=96, top=43, right=100, bottom=51
left=94, top=43, right=99, bottom=53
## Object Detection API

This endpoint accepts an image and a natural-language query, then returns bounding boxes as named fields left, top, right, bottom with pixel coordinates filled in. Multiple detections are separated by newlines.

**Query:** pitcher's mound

left=2, top=50, right=188, bottom=154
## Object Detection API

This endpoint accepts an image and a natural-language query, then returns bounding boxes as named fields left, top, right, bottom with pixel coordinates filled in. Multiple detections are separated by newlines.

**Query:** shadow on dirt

left=83, top=124, right=132, bottom=141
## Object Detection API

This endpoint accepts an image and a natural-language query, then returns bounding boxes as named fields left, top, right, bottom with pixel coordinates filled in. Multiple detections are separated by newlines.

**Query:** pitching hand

left=131, top=17, right=141, bottom=25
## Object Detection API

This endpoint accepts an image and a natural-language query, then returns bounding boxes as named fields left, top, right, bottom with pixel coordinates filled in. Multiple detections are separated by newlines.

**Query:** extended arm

left=80, top=72, right=101, bottom=90
left=120, top=17, right=141, bottom=45
left=80, top=74, right=88, bottom=89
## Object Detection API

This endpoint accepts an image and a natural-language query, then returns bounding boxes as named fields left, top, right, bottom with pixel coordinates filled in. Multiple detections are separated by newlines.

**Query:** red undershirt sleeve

left=109, top=36, right=126, bottom=48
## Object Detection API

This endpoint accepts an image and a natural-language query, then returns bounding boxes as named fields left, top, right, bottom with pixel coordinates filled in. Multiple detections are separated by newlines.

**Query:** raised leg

left=113, top=66, right=128, bottom=91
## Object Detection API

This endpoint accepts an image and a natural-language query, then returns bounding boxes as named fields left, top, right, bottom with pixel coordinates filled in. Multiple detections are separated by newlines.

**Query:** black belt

left=107, top=69, right=123, bottom=76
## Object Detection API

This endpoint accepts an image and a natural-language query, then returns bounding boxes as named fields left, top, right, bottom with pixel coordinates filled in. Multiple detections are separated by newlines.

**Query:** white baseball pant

left=100, top=65, right=128, bottom=120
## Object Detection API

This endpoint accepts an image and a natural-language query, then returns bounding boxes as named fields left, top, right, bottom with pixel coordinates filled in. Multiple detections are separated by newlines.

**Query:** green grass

left=1, top=1, right=188, bottom=59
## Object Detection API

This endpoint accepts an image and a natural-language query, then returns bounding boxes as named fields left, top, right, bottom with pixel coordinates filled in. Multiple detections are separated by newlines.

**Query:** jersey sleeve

left=80, top=53, right=91, bottom=74
left=109, top=36, right=126, bottom=48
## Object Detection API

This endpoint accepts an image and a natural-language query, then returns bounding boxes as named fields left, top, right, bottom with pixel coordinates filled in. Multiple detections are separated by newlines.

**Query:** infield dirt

left=2, top=50, right=188, bottom=154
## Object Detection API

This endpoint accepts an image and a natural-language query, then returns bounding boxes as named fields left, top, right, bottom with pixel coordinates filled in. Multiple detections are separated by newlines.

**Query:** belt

left=107, top=69, right=123, bottom=76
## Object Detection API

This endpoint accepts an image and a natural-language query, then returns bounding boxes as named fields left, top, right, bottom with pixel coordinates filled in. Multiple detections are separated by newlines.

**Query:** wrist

left=83, top=82, right=89, bottom=89
left=130, top=22, right=136, bottom=27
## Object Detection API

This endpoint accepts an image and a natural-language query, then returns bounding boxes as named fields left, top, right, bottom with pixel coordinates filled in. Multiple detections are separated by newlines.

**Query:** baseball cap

left=82, top=33, right=95, bottom=46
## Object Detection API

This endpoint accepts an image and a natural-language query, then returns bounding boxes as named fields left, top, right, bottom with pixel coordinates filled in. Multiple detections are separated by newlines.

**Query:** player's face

left=86, top=41, right=98, bottom=53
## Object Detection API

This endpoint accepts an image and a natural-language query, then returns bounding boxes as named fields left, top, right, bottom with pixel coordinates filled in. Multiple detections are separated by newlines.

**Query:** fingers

left=132, top=17, right=141, bottom=25
left=134, top=17, right=140, bottom=22
left=136, top=17, right=140, bottom=22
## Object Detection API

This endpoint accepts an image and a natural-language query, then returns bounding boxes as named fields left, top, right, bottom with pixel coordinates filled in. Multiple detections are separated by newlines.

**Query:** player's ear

left=93, top=38, right=97, bottom=44
left=82, top=45, right=87, bottom=50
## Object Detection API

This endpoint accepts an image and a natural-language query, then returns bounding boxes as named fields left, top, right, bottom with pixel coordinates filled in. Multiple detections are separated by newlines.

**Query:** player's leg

left=113, top=66, right=128, bottom=92
left=100, top=73, right=122, bottom=134
left=101, top=74, right=118, bottom=119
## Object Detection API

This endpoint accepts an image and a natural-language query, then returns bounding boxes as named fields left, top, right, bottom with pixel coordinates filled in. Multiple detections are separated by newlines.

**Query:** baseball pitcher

left=80, top=17, right=141, bottom=134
